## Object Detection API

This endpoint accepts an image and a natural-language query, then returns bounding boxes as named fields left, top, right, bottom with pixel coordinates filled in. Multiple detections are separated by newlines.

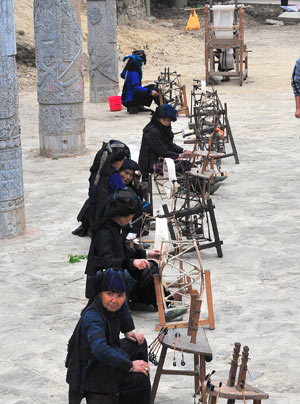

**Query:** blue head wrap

left=94, top=269, right=128, bottom=294
left=155, top=104, right=178, bottom=122
left=123, top=54, right=143, bottom=79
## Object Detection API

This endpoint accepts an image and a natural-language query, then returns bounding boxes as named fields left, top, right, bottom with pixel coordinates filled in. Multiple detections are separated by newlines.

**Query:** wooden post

left=34, top=0, right=86, bottom=157
left=204, top=5, right=209, bottom=82
left=0, top=0, right=26, bottom=239
left=151, top=345, right=168, bottom=403
left=187, top=291, right=199, bottom=336
left=207, top=198, right=223, bottom=258
left=237, top=346, right=249, bottom=389
left=153, top=274, right=165, bottom=326
left=87, top=0, right=119, bottom=102
left=239, top=6, right=244, bottom=86
left=205, top=270, right=215, bottom=330
left=227, top=342, right=241, bottom=386
left=190, top=298, right=202, bottom=344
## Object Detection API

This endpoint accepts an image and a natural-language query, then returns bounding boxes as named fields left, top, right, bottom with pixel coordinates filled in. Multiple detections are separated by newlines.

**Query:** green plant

left=68, top=253, right=88, bottom=264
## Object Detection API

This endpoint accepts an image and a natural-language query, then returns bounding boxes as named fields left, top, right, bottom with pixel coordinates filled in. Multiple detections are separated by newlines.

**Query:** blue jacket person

left=66, top=269, right=151, bottom=404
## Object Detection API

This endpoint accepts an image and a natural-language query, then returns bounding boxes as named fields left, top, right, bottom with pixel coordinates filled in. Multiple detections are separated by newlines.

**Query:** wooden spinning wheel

left=155, top=68, right=189, bottom=116
left=153, top=238, right=215, bottom=330
left=152, top=156, right=223, bottom=257
left=186, top=80, right=239, bottom=165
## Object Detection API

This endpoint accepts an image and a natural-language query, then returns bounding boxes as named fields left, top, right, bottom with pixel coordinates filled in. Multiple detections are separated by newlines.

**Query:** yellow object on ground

left=185, top=9, right=200, bottom=31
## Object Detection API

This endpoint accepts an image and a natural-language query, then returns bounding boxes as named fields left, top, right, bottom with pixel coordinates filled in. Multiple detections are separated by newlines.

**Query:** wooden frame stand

left=207, top=381, right=269, bottom=403
left=205, top=5, right=249, bottom=86
left=153, top=270, right=215, bottom=331
left=207, top=343, right=269, bottom=403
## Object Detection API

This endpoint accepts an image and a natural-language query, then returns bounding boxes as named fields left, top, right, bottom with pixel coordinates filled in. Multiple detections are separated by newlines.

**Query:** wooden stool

left=206, top=343, right=269, bottom=404
left=151, top=327, right=213, bottom=403
left=207, top=379, right=269, bottom=403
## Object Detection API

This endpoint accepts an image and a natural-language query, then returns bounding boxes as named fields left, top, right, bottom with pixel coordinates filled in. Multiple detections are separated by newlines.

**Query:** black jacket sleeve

left=171, top=142, right=184, bottom=154
left=95, top=228, right=129, bottom=270
left=145, top=130, right=180, bottom=159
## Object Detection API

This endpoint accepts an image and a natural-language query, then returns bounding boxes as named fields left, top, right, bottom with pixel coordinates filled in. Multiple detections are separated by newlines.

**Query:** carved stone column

left=0, top=0, right=26, bottom=239
left=87, top=0, right=119, bottom=102
left=34, top=0, right=86, bottom=157
left=146, top=0, right=151, bottom=17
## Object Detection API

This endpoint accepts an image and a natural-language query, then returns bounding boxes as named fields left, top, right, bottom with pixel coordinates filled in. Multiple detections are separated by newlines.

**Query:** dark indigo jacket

left=85, top=219, right=146, bottom=298
left=138, top=116, right=183, bottom=176
left=67, top=297, right=134, bottom=394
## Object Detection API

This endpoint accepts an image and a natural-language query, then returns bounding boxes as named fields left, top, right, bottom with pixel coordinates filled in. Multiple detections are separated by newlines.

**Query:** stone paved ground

left=1, top=21, right=300, bottom=404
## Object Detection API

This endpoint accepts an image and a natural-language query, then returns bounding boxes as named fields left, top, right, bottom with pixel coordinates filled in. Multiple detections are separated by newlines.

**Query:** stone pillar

left=0, top=0, right=26, bottom=239
left=146, top=0, right=151, bottom=17
left=87, top=0, right=119, bottom=102
left=34, top=0, right=86, bottom=158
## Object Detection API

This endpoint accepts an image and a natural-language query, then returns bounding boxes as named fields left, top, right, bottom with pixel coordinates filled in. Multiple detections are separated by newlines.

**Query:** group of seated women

left=67, top=56, right=194, bottom=403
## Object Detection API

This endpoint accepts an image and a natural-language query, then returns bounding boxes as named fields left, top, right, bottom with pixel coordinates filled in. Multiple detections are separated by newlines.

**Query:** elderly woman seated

left=138, top=104, right=193, bottom=181
left=66, top=269, right=151, bottom=404
left=85, top=188, right=160, bottom=308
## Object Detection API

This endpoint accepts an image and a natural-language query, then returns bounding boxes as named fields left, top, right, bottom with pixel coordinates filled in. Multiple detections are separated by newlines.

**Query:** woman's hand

left=133, top=259, right=150, bottom=270
left=125, top=331, right=145, bottom=345
left=147, top=249, right=160, bottom=259
left=151, top=90, right=158, bottom=97
left=132, top=360, right=150, bottom=375
left=179, top=150, right=193, bottom=158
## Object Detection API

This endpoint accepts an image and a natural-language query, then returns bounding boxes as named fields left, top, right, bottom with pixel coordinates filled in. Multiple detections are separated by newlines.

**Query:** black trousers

left=69, top=339, right=151, bottom=404
left=127, top=84, right=159, bottom=108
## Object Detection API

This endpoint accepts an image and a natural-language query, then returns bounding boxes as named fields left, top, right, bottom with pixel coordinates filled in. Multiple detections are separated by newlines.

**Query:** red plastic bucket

left=108, top=95, right=122, bottom=111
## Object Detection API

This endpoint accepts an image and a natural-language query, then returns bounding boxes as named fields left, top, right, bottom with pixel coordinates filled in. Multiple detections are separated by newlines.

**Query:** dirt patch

left=244, top=4, right=283, bottom=22
left=14, top=2, right=284, bottom=92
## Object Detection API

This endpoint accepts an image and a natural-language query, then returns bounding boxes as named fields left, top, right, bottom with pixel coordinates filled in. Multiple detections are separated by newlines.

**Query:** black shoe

left=127, top=106, right=139, bottom=114
left=72, top=224, right=88, bottom=237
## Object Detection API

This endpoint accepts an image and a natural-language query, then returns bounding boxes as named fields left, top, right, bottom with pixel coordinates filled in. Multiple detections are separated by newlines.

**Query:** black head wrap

left=132, top=50, right=147, bottom=65
left=120, top=159, right=139, bottom=173
left=90, top=140, right=130, bottom=174
left=104, top=188, right=138, bottom=219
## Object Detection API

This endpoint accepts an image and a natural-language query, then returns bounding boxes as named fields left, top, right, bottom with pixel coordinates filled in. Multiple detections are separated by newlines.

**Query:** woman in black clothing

left=72, top=140, right=130, bottom=237
left=66, top=269, right=151, bottom=404
left=119, top=159, right=152, bottom=235
left=138, top=104, right=193, bottom=180
left=85, top=188, right=160, bottom=305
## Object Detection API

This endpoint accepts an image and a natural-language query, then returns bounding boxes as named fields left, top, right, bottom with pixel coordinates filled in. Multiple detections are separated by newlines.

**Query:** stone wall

left=117, top=0, right=147, bottom=25
left=150, top=0, right=190, bottom=19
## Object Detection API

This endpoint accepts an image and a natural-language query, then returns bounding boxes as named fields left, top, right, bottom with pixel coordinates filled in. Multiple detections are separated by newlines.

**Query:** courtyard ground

left=1, top=9, right=300, bottom=404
